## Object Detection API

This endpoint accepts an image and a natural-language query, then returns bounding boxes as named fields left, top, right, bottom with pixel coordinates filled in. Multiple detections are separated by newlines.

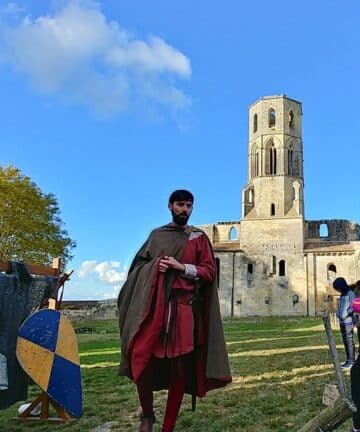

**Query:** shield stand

left=16, top=391, right=71, bottom=422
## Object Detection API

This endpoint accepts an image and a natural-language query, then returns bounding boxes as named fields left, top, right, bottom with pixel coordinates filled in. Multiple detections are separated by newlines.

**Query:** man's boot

left=138, top=413, right=156, bottom=432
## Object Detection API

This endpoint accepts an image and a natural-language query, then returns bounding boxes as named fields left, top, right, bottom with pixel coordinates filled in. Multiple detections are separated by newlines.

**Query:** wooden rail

left=0, top=258, right=60, bottom=276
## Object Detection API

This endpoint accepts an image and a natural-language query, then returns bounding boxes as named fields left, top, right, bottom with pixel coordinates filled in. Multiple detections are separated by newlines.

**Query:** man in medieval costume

left=117, top=189, right=232, bottom=432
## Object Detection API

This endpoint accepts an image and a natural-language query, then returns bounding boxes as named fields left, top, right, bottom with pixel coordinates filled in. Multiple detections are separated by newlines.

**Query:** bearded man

left=117, top=189, right=232, bottom=432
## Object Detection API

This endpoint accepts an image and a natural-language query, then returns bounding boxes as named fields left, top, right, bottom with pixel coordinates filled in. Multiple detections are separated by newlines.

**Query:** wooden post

left=52, top=257, right=61, bottom=275
left=322, top=314, right=347, bottom=397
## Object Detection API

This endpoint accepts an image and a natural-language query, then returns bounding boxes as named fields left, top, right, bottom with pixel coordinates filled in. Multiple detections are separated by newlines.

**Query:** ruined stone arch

left=319, top=223, right=328, bottom=238
left=229, top=226, right=238, bottom=241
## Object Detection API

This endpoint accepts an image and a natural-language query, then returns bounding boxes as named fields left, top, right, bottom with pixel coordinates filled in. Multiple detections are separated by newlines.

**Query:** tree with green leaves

left=0, top=165, right=76, bottom=267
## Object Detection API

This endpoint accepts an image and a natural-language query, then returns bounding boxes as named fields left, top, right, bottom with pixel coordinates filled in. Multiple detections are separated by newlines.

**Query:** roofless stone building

left=200, top=95, right=360, bottom=317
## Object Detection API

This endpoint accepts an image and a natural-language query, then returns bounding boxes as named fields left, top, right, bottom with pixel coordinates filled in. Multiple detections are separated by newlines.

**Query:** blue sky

left=1, top=0, right=359, bottom=300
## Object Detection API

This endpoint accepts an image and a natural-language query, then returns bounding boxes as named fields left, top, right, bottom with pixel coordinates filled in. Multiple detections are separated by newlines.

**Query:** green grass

left=0, top=317, right=355, bottom=431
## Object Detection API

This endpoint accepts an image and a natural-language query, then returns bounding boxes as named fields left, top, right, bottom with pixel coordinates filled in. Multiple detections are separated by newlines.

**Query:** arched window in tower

left=271, top=203, right=275, bottom=216
left=229, top=227, right=238, bottom=241
left=251, top=145, right=259, bottom=177
left=327, top=263, right=337, bottom=282
left=289, top=110, right=294, bottom=128
left=279, top=260, right=286, bottom=276
left=253, top=114, right=258, bottom=133
left=268, top=108, right=276, bottom=128
left=319, top=223, right=328, bottom=238
left=288, top=145, right=294, bottom=176
left=292, top=149, right=300, bottom=177
left=265, top=139, right=277, bottom=175
left=269, top=144, right=277, bottom=174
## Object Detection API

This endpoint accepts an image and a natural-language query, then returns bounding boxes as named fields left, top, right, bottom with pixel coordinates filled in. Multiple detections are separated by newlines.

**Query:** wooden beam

left=297, top=396, right=355, bottom=431
left=0, top=261, right=60, bottom=276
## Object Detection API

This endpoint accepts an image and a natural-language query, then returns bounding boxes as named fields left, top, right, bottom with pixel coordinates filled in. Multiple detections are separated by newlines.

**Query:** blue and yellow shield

left=16, top=309, right=82, bottom=417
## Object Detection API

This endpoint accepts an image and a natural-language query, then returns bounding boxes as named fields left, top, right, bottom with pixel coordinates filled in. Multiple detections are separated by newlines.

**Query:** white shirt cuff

left=183, top=264, right=197, bottom=279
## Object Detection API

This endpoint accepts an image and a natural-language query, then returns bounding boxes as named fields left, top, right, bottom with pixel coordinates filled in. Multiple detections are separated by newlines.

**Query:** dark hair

left=169, top=189, right=194, bottom=204
left=333, top=277, right=348, bottom=292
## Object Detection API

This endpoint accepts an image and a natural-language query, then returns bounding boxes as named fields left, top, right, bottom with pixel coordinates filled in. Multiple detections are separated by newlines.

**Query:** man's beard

left=172, top=211, right=189, bottom=226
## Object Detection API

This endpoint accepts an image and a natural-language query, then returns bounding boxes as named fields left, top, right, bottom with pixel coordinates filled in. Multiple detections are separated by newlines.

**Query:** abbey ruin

left=200, top=94, right=360, bottom=317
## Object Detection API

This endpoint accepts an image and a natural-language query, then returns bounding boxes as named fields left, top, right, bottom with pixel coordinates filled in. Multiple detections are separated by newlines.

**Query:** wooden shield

left=16, top=309, right=83, bottom=417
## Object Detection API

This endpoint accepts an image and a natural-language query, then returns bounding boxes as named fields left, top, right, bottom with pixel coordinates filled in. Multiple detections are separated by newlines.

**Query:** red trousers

left=136, top=355, right=190, bottom=432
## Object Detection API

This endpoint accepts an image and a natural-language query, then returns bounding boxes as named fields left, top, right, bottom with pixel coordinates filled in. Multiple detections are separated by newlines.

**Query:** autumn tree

left=0, top=165, right=76, bottom=267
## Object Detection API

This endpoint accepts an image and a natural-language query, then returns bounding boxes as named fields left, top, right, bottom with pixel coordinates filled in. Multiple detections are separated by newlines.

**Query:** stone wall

left=306, top=220, right=360, bottom=241
left=61, top=299, right=117, bottom=321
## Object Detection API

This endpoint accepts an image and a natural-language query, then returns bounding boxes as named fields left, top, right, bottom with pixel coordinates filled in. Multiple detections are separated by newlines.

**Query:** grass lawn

left=0, top=317, right=355, bottom=431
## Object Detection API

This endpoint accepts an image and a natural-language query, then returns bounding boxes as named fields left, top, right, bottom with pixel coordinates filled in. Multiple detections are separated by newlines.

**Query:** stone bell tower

left=242, top=94, right=304, bottom=220
left=239, top=95, right=306, bottom=316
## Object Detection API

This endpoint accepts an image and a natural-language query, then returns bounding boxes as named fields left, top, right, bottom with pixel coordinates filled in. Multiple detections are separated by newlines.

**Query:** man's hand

left=158, top=256, right=185, bottom=273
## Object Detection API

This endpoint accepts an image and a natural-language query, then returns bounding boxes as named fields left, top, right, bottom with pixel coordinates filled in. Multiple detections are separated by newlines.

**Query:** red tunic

left=153, top=231, right=216, bottom=358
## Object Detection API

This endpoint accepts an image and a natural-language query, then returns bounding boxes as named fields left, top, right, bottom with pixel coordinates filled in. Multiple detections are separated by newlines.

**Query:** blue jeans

left=340, top=323, right=355, bottom=363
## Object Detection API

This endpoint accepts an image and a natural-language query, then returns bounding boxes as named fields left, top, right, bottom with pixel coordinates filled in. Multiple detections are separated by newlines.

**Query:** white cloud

left=106, top=36, right=190, bottom=76
left=65, top=259, right=128, bottom=300
left=0, top=1, right=191, bottom=116
left=78, top=259, right=127, bottom=285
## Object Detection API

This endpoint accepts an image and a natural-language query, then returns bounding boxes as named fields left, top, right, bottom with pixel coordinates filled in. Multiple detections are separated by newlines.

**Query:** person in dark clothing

left=351, top=361, right=360, bottom=432
left=333, top=277, right=356, bottom=370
